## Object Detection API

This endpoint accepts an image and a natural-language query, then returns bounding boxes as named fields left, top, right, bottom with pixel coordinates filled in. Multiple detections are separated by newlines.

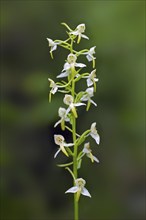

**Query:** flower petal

left=74, top=103, right=86, bottom=107
left=57, top=71, right=69, bottom=78
left=90, top=99, right=97, bottom=106
left=54, top=119, right=62, bottom=128
left=90, top=133, right=100, bottom=145
left=65, top=186, right=78, bottom=194
left=50, top=44, right=57, bottom=52
left=75, top=63, right=86, bottom=68
left=93, top=155, right=99, bottom=163
left=54, top=149, right=61, bottom=158
left=87, top=78, right=93, bottom=87
left=81, top=34, right=89, bottom=40
left=64, top=143, right=74, bottom=147
left=81, top=187, right=91, bottom=197
left=86, top=54, right=93, bottom=62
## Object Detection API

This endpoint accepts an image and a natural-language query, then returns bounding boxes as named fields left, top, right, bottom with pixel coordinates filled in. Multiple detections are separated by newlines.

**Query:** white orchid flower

left=83, top=142, right=99, bottom=163
left=46, top=38, right=59, bottom=58
left=63, top=94, right=85, bottom=118
left=54, top=107, right=70, bottom=130
left=48, top=78, right=58, bottom=94
left=54, top=135, right=74, bottom=158
left=48, top=78, right=59, bottom=102
left=70, top=24, right=89, bottom=43
left=83, top=69, right=99, bottom=87
left=65, top=178, right=91, bottom=201
left=84, top=46, right=96, bottom=68
left=57, top=53, right=86, bottom=78
left=90, top=122, right=100, bottom=145
left=84, top=46, right=96, bottom=62
left=81, top=87, right=97, bottom=108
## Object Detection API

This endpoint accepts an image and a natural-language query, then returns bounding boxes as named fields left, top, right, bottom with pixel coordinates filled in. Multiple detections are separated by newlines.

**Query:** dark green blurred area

left=0, top=1, right=145, bottom=220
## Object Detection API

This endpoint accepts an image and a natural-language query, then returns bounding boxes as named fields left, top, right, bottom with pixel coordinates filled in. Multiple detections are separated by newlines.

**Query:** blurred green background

left=1, top=1, right=145, bottom=220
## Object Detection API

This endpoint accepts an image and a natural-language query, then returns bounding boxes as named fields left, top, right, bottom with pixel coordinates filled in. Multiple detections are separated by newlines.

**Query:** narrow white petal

left=90, top=99, right=97, bottom=106
left=57, top=71, right=69, bottom=78
left=64, top=143, right=74, bottom=147
left=81, top=34, right=89, bottom=39
left=54, top=149, right=61, bottom=158
left=94, top=78, right=99, bottom=82
left=54, top=119, right=62, bottom=128
left=75, top=63, right=86, bottom=68
left=74, top=103, right=86, bottom=107
left=65, top=186, right=78, bottom=194
left=93, top=156, right=99, bottom=163
left=81, top=187, right=91, bottom=197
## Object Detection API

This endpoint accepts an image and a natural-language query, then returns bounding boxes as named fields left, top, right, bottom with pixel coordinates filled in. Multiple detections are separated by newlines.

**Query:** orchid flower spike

left=54, top=134, right=74, bottom=158
left=65, top=178, right=91, bottom=201
left=57, top=53, right=86, bottom=78
left=83, top=142, right=99, bottom=163
left=63, top=94, right=85, bottom=118
left=70, top=24, right=89, bottom=44
left=90, top=122, right=100, bottom=145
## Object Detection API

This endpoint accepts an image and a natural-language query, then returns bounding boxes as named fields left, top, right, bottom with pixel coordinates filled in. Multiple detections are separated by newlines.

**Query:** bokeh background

left=1, top=1, right=145, bottom=220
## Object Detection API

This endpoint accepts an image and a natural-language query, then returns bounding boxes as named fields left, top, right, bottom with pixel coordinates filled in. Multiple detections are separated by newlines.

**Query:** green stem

left=71, top=75, right=79, bottom=220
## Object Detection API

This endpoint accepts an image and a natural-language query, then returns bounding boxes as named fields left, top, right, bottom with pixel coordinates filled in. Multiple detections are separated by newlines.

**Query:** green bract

left=47, top=23, right=100, bottom=220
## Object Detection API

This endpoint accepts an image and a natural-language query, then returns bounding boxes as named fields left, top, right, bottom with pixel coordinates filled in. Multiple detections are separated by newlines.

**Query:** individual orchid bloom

left=48, top=78, right=58, bottom=94
left=63, top=94, right=85, bottom=118
left=90, top=122, right=100, bottom=145
left=83, top=69, right=99, bottom=87
left=46, top=38, right=59, bottom=58
left=54, top=107, right=70, bottom=130
left=81, top=87, right=97, bottom=109
left=70, top=24, right=89, bottom=43
left=48, top=78, right=58, bottom=102
left=84, top=46, right=96, bottom=68
left=65, top=178, right=91, bottom=201
left=83, top=142, right=99, bottom=163
left=54, top=134, right=74, bottom=158
left=57, top=53, right=86, bottom=78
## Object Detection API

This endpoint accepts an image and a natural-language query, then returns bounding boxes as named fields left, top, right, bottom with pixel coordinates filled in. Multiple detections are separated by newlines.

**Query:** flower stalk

left=47, top=23, right=100, bottom=220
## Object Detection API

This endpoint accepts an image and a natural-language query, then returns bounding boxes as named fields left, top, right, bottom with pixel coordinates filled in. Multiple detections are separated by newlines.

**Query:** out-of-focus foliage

left=1, top=1, right=145, bottom=220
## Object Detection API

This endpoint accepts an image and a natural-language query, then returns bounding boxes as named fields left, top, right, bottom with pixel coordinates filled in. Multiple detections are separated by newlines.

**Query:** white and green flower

left=65, top=178, right=91, bottom=201
left=54, top=134, right=74, bottom=158
left=83, top=142, right=99, bottom=163
left=83, top=69, right=99, bottom=87
left=90, top=122, right=100, bottom=145
left=70, top=24, right=89, bottom=43
left=46, top=38, right=59, bottom=58
left=54, top=107, right=70, bottom=129
left=84, top=46, right=96, bottom=62
left=81, top=87, right=97, bottom=107
left=83, top=46, right=96, bottom=68
left=48, top=78, right=58, bottom=94
left=57, top=53, right=86, bottom=78
left=63, top=94, right=85, bottom=118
